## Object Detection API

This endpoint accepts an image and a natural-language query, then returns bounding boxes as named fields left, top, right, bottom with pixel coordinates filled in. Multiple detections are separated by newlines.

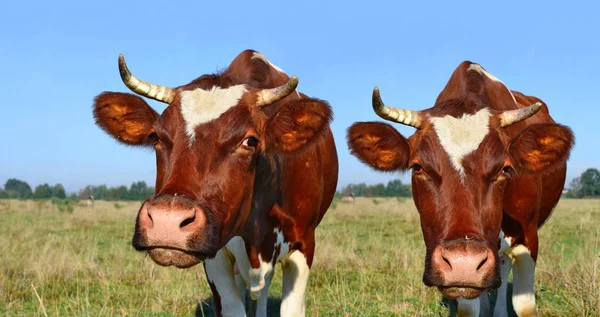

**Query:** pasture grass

left=0, top=198, right=598, bottom=316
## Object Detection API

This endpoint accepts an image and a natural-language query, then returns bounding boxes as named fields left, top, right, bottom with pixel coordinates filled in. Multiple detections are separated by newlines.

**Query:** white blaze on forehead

left=467, top=63, right=518, bottom=106
left=430, top=108, right=491, bottom=174
left=251, top=51, right=285, bottom=73
left=179, top=85, right=247, bottom=141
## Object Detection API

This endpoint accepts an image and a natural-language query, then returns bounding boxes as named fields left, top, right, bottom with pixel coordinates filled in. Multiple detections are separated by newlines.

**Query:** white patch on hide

left=510, top=245, right=537, bottom=317
left=430, top=108, right=491, bottom=174
left=498, top=230, right=514, bottom=255
left=179, top=85, right=247, bottom=141
left=281, top=250, right=310, bottom=317
left=248, top=228, right=290, bottom=300
left=204, top=248, right=246, bottom=316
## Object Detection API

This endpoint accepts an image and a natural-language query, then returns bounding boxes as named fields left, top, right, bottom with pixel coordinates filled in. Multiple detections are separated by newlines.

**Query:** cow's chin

left=438, top=286, right=485, bottom=299
left=147, top=248, right=203, bottom=268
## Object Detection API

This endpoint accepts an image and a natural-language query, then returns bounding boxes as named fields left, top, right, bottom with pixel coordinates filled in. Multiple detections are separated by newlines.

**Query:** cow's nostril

left=476, top=255, right=488, bottom=271
left=180, top=215, right=195, bottom=228
left=442, top=255, right=452, bottom=269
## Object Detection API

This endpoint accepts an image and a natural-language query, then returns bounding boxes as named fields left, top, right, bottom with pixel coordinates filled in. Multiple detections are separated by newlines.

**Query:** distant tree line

left=79, top=181, right=154, bottom=201
left=0, top=178, right=155, bottom=201
left=0, top=179, right=67, bottom=200
left=338, top=179, right=412, bottom=197
left=3, top=168, right=599, bottom=201
left=564, top=168, right=600, bottom=198
left=0, top=179, right=32, bottom=199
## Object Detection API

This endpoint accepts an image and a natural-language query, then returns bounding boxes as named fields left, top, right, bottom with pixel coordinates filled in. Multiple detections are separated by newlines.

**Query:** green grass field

left=0, top=198, right=598, bottom=316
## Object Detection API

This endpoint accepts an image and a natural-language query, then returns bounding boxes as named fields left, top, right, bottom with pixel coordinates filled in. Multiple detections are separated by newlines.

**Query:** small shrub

left=114, top=202, right=123, bottom=209
left=51, top=198, right=74, bottom=213
left=396, top=196, right=407, bottom=204
left=372, top=198, right=380, bottom=205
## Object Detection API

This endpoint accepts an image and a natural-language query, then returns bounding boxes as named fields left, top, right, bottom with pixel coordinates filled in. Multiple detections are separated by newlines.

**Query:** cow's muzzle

left=424, top=239, right=500, bottom=299
left=132, top=195, right=217, bottom=268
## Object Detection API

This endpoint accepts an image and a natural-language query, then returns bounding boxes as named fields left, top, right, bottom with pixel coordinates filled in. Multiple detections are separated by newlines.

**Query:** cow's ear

left=264, top=98, right=333, bottom=153
left=508, top=123, right=574, bottom=173
left=347, top=122, right=410, bottom=171
left=93, top=92, right=159, bottom=146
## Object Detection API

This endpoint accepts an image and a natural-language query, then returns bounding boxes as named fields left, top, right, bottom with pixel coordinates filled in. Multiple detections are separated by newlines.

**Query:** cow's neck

left=238, top=154, right=282, bottom=243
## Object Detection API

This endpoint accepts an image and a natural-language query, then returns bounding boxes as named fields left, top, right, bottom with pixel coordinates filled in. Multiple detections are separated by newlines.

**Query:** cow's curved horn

left=256, top=76, right=299, bottom=107
left=372, top=87, right=422, bottom=128
left=118, top=54, right=176, bottom=104
left=499, top=102, right=542, bottom=127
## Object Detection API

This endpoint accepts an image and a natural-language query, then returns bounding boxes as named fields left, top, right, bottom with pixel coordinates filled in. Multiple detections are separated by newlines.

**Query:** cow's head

left=347, top=62, right=574, bottom=299
left=93, top=50, right=332, bottom=268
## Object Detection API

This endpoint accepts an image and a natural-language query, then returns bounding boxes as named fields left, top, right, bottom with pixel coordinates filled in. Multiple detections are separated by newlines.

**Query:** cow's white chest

left=225, top=228, right=290, bottom=299
left=430, top=108, right=491, bottom=174
left=179, top=85, right=247, bottom=142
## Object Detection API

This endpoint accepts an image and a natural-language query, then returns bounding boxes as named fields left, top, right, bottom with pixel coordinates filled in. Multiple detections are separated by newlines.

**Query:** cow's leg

left=494, top=231, right=514, bottom=317
left=234, top=263, right=248, bottom=311
left=456, top=298, right=479, bottom=317
left=493, top=254, right=512, bottom=317
left=254, top=270, right=274, bottom=317
left=455, top=290, right=490, bottom=317
left=510, top=244, right=536, bottom=317
left=204, top=249, right=246, bottom=317
left=281, top=250, right=311, bottom=317
left=479, top=291, right=490, bottom=316
left=249, top=254, right=273, bottom=301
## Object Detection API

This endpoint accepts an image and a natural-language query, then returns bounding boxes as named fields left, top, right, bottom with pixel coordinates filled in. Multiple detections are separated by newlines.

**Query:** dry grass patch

left=0, top=198, right=598, bottom=316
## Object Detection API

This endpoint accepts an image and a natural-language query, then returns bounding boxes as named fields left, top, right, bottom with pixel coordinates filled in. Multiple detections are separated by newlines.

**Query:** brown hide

left=93, top=50, right=338, bottom=271
left=347, top=61, right=574, bottom=299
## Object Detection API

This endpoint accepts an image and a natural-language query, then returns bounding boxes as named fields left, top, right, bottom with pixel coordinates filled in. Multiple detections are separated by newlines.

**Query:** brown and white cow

left=86, top=195, right=94, bottom=209
left=92, top=50, right=338, bottom=317
left=347, top=62, right=574, bottom=317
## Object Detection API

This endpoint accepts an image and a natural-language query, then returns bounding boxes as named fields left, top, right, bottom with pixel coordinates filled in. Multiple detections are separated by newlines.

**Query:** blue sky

left=1, top=1, right=598, bottom=193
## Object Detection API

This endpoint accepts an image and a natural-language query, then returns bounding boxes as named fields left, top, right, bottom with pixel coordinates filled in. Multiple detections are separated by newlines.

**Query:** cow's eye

left=148, top=132, right=159, bottom=144
left=501, top=166, right=513, bottom=175
left=412, top=164, right=423, bottom=172
left=494, top=165, right=514, bottom=182
left=242, top=136, right=259, bottom=148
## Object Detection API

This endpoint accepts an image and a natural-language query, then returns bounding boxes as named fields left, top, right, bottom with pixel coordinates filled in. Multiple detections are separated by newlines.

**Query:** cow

left=347, top=62, right=574, bottom=317
left=92, top=50, right=339, bottom=317
left=342, top=192, right=355, bottom=204
left=86, top=195, right=94, bottom=209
